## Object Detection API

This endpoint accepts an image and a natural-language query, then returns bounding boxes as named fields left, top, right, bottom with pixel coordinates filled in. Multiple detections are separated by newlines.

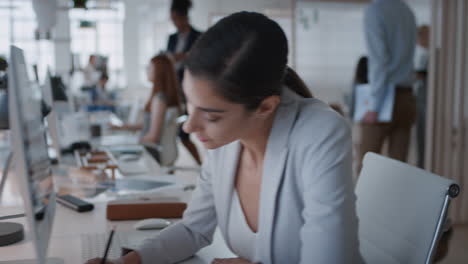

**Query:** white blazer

left=137, top=89, right=363, bottom=264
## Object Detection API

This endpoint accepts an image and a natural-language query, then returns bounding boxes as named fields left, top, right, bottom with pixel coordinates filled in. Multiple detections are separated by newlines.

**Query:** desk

left=0, top=132, right=233, bottom=263
left=0, top=202, right=235, bottom=263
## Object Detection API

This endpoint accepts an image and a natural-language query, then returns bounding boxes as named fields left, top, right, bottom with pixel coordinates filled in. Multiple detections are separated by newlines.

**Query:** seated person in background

left=86, top=12, right=361, bottom=264
left=113, top=55, right=182, bottom=146
left=140, top=55, right=182, bottom=144
left=90, top=73, right=115, bottom=106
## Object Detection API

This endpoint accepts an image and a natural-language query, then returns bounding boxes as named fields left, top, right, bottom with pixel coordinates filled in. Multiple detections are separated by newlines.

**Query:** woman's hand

left=211, top=258, right=258, bottom=264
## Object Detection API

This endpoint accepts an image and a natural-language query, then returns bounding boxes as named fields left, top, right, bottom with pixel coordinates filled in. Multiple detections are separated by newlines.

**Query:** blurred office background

left=0, top=0, right=466, bottom=263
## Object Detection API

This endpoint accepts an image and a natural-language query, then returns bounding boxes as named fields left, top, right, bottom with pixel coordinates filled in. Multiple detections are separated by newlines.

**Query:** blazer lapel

left=255, top=90, right=300, bottom=263
left=217, top=141, right=241, bottom=239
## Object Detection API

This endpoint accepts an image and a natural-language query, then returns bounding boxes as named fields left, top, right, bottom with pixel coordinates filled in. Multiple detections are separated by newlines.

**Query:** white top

left=174, top=32, right=189, bottom=71
left=415, top=46, right=429, bottom=72
left=364, top=0, right=416, bottom=111
left=83, top=64, right=100, bottom=87
left=227, top=191, right=257, bottom=261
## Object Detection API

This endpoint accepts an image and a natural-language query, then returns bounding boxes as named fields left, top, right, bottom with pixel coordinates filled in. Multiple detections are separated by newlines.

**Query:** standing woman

left=167, top=0, right=202, bottom=165
left=87, top=12, right=362, bottom=264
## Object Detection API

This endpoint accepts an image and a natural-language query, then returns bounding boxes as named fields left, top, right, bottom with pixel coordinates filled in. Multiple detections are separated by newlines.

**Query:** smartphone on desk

left=56, top=194, right=94, bottom=212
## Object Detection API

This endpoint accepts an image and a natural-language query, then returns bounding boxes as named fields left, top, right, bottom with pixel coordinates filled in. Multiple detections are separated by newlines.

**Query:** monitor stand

left=0, top=259, right=64, bottom=264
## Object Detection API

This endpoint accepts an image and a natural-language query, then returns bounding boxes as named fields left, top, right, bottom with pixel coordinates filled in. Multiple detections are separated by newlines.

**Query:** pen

left=101, top=226, right=116, bottom=264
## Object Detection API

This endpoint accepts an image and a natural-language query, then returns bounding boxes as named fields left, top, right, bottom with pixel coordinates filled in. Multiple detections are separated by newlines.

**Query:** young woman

left=113, top=55, right=181, bottom=146
left=87, top=12, right=362, bottom=264
left=139, top=55, right=181, bottom=145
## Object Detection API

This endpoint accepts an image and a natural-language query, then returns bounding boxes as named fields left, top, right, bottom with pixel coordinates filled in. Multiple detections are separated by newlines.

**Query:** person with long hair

left=113, top=55, right=181, bottom=146
left=139, top=55, right=181, bottom=144
left=86, top=12, right=361, bottom=264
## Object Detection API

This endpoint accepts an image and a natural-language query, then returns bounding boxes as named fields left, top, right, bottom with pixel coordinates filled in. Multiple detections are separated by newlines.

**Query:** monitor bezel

left=8, top=45, right=57, bottom=264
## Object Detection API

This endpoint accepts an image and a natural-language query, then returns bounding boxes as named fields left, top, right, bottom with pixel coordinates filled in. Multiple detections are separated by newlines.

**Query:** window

left=138, top=3, right=174, bottom=87
left=0, top=0, right=54, bottom=82
left=69, top=2, right=125, bottom=89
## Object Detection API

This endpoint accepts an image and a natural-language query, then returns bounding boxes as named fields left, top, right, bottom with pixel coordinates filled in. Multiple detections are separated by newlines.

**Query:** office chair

left=355, top=152, right=460, bottom=264
left=142, top=108, right=181, bottom=173
left=127, top=97, right=142, bottom=125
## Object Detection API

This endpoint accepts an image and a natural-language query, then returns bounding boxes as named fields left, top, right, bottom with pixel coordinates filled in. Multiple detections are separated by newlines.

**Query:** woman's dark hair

left=354, top=56, right=368, bottom=85
left=186, top=11, right=312, bottom=110
left=171, top=0, right=192, bottom=17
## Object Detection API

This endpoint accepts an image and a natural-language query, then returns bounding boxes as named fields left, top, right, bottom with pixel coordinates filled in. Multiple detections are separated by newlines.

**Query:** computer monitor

left=6, top=45, right=63, bottom=264
left=42, top=69, right=85, bottom=155
left=42, top=70, right=63, bottom=161
left=50, top=76, right=68, bottom=102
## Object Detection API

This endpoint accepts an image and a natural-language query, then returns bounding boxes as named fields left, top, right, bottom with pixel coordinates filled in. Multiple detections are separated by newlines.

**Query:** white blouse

left=227, top=191, right=258, bottom=261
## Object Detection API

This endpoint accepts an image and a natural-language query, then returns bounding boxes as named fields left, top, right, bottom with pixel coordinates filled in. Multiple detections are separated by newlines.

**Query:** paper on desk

left=353, top=83, right=396, bottom=123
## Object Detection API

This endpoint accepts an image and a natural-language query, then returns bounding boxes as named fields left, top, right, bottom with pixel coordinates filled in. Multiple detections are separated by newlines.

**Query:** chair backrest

left=156, top=106, right=180, bottom=167
left=127, top=97, right=142, bottom=125
left=355, top=153, right=459, bottom=264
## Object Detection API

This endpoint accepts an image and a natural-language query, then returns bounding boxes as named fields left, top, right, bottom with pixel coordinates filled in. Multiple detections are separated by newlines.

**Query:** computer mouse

left=134, top=218, right=171, bottom=230
left=118, top=153, right=140, bottom=162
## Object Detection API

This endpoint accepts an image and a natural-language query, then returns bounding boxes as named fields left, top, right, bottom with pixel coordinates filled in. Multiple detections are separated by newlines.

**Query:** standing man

left=357, top=0, right=417, bottom=173
left=167, top=0, right=202, bottom=165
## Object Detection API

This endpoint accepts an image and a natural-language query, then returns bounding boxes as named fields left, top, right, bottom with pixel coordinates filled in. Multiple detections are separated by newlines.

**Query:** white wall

left=121, top=0, right=294, bottom=101
left=191, top=0, right=292, bottom=30
left=121, top=0, right=432, bottom=105
left=122, top=0, right=143, bottom=99
left=54, top=0, right=71, bottom=77
left=296, top=2, right=367, bottom=105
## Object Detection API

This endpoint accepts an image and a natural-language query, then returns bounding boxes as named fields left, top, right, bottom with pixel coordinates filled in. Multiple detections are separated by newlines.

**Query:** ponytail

left=283, top=67, right=313, bottom=98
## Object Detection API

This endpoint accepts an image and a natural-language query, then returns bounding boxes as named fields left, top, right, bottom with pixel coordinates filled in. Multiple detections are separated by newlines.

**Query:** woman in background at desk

left=112, top=55, right=181, bottom=146
left=87, top=12, right=362, bottom=264
left=90, top=73, right=115, bottom=107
